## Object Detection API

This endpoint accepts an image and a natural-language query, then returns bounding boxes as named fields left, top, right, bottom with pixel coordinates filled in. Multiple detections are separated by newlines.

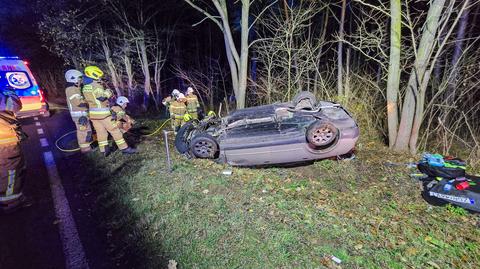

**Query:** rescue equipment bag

left=423, top=176, right=480, bottom=212
left=417, top=153, right=466, bottom=179
left=418, top=153, right=479, bottom=212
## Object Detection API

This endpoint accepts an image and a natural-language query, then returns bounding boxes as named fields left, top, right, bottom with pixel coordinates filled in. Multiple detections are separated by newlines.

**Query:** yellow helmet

left=84, top=66, right=104, bottom=79
left=183, top=113, right=193, bottom=122
left=207, top=111, right=216, bottom=117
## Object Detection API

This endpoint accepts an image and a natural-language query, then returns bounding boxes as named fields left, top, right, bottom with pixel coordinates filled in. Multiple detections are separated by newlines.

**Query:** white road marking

left=40, top=138, right=49, bottom=147
left=34, top=117, right=39, bottom=121
left=37, top=128, right=44, bottom=135
left=35, top=122, right=41, bottom=126
left=43, top=151, right=89, bottom=269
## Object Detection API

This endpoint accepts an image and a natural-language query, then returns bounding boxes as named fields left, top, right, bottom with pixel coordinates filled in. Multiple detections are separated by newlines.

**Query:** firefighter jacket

left=185, top=94, right=200, bottom=113
left=111, top=105, right=134, bottom=123
left=82, top=80, right=113, bottom=120
left=66, top=84, right=88, bottom=118
left=0, top=92, right=22, bottom=146
left=111, top=105, right=134, bottom=133
left=169, top=100, right=187, bottom=119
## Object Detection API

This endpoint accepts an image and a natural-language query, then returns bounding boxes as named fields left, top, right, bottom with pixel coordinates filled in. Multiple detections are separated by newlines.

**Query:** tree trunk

left=337, top=0, right=347, bottom=96
left=445, top=0, right=470, bottom=104
left=386, top=0, right=401, bottom=148
left=138, top=38, right=154, bottom=111
left=223, top=36, right=239, bottom=100
left=103, top=47, right=122, bottom=96
left=123, top=53, right=134, bottom=99
left=237, top=0, right=250, bottom=109
left=314, top=11, right=329, bottom=96
left=394, top=0, right=447, bottom=152
left=345, top=47, right=351, bottom=98
left=184, top=0, right=250, bottom=109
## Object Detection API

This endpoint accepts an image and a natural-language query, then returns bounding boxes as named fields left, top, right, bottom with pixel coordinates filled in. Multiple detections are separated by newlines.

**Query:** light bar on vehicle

left=0, top=56, right=20, bottom=59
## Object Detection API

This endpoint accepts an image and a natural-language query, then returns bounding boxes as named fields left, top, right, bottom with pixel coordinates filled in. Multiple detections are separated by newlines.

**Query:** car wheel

left=292, top=91, right=317, bottom=109
left=175, top=121, right=197, bottom=154
left=306, top=121, right=338, bottom=147
left=190, top=134, right=218, bottom=159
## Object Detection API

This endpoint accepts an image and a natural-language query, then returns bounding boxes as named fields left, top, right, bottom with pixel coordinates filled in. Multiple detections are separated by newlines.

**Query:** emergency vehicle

left=0, top=56, right=49, bottom=117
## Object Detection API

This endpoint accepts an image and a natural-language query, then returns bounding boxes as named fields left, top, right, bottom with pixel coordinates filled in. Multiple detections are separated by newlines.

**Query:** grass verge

left=81, top=118, right=480, bottom=269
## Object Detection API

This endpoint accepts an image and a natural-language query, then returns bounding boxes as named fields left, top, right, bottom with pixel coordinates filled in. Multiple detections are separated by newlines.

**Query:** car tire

left=175, top=121, right=197, bottom=154
left=292, top=91, right=317, bottom=109
left=190, top=133, right=219, bottom=159
left=306, top=121, right=338, bottom=147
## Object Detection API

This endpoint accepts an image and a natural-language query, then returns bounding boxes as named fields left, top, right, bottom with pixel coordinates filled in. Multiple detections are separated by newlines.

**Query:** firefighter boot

left=122, top=147, right=138, bottom=155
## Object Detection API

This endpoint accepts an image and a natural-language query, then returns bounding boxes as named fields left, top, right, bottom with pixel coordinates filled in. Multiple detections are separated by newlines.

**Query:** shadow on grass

left=79, top=152, right=172, bottom=268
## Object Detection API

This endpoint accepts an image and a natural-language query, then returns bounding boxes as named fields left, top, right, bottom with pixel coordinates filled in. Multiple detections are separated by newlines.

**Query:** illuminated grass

left=82, top=119, right=480, bottom=268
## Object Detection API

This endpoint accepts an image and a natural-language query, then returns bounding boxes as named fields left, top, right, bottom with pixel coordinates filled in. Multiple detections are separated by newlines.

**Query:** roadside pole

left=163, top=130, right=173, bottom=172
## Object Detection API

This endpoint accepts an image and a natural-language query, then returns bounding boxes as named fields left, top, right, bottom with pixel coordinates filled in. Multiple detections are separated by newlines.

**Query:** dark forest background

left=1, top=0, right=480, bottom=158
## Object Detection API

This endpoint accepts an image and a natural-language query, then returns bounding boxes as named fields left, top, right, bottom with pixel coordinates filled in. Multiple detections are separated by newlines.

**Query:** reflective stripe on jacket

left=70, top=111, right=88, bottom=118
left=185, top=94, right=199, bottom=112
left=169, top=101, right=187, bottom=117
left=82, top=81, right=112, bottom=119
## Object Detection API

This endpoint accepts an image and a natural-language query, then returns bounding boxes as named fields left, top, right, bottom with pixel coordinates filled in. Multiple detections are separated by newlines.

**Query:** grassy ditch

left=81, top=119, right=480, bottom=269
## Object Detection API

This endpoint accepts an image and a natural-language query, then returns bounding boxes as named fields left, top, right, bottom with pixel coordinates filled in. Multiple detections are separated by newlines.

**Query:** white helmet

left=186, top=87, right=194, bottom=94
left=171, top=89, right=180, bottom=97
left=177, top=93, right=186, bottom=100
left=116, top=96, right=130, bottom=106
left=65, top=69, right=83, bottom=83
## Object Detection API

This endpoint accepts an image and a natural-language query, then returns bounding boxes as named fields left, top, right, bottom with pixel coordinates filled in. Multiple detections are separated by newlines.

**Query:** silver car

left=175, top=92, right=359, bottom=166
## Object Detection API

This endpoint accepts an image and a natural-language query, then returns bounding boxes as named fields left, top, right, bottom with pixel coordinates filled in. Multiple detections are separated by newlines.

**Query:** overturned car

left=175, top=92, right=359, bottom=166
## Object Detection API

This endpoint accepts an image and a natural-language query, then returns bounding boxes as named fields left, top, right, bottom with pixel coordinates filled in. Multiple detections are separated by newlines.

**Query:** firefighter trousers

left=0, top=144, right=26, bottom=209
left=72, top=116, right=92, bottom=153
left=91, top=116, right=128, bottom=153
left=171, top=116, right=184, bottom=132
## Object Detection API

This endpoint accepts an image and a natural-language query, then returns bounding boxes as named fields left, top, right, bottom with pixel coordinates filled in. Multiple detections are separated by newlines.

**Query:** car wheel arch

left=306, top=120, right=339, bottom=149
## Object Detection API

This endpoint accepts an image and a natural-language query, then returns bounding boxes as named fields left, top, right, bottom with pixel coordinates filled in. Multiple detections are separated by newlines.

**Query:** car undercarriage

left=175, top=92, right=359, bottom=166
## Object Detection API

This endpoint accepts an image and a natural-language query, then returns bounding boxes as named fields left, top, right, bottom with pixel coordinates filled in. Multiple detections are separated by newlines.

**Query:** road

left=0, top=110, right=112, bottom=269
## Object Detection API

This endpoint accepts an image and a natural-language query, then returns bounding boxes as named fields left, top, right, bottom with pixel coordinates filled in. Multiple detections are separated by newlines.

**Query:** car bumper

left=16, top=103, right=49, bottom=118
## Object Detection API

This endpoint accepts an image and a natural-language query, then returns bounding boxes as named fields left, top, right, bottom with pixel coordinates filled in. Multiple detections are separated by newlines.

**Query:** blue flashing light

left=15, top=85, right=39, bottom=97
left=0, top=56, right=20, bottom=60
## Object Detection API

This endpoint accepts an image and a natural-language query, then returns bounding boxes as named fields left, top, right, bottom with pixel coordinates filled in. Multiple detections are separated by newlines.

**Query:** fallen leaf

left=426, top=261, right=441, bottom=269
left=354, top=244, right=363, bottom=250
left=167, top=260, right=178, bottom=269
left=405, top=247, right=418, bottom=256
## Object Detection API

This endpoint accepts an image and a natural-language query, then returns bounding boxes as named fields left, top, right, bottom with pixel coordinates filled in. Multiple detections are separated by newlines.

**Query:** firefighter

left=65, top=69, right=92, bottom=153
left=82, top=66, right=137, bottom=156
left=0, top=88, right=27, bottom=213
left=111, top=96, right=135, bottom=134
left=169, top=93, right=187, bottom=133
left=162, top=89, right=180, bottom=109
left=185, top=87, right=200, bottom=120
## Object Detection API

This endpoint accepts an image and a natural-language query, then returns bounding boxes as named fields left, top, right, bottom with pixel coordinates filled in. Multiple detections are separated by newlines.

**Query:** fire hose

left=55, top=119, right=171, bottom=153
